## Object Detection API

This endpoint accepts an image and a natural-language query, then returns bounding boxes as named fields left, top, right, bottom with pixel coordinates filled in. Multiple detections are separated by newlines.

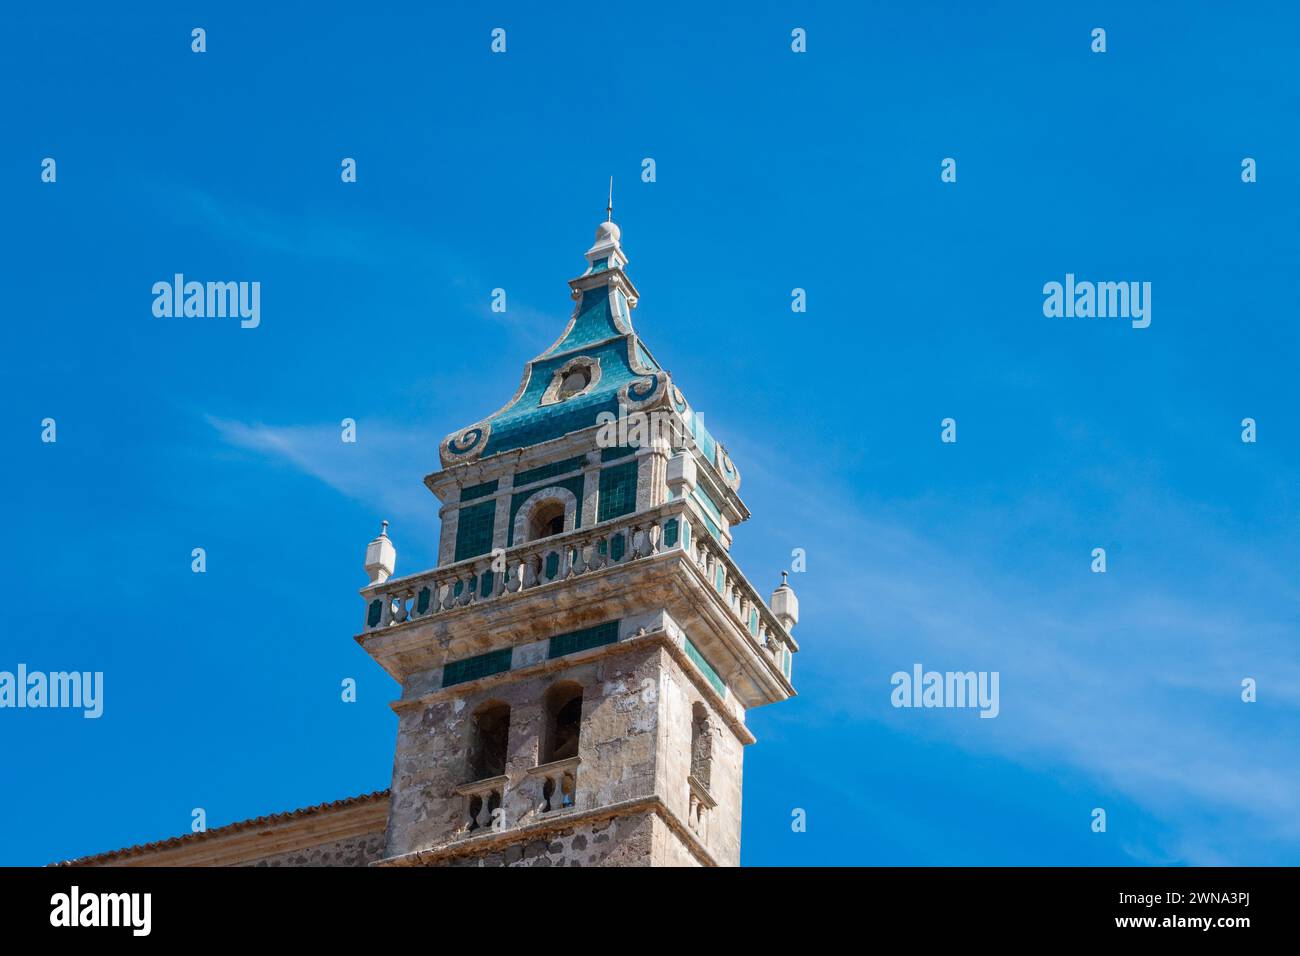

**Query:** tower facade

left=357, top=215, right=799, bottom=867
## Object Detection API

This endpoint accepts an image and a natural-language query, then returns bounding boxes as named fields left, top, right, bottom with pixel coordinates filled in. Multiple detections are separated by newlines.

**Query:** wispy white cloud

left=206, top=415, right=435, bottom=524
left=730, top=431, right=1300, bottom=864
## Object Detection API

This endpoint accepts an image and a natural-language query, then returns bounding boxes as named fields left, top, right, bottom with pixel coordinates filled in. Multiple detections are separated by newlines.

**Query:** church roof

left=438, top=215, right=742, bottom=493
left=51, top=790, right=389, bottom=867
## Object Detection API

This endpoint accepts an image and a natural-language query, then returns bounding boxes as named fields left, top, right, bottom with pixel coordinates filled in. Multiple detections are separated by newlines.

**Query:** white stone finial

left=594, top=219, right=621, bottom=244
left=771, top=571, right=798, bottom=632
left=365, top=519, right=396, bottom=584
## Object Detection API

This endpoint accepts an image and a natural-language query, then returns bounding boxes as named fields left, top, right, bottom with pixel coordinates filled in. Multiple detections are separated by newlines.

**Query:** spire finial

left=365, top=519, right=397, bottom=583
left=772, top=571, right=799, bottom=631
left=606, top=176, right=613, bottom=222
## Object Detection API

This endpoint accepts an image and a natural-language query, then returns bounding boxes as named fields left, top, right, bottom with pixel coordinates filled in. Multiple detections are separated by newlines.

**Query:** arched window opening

left=469, top=701, right=511, bottom=780
left=529, top=499, right=566, bottom=542
left=690, top=702, right=713, bottom=790
left=542, top=682, right=583, bottom=764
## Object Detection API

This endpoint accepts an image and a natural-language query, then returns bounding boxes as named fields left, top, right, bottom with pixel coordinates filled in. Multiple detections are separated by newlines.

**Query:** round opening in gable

left=558, top=365, right=592, bottom=400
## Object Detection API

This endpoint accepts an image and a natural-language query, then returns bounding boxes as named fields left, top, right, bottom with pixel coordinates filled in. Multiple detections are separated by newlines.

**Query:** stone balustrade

left=360, top=502, right=687, bottom=631
left=527, top=756, right=580, bottom=813
left=677, top=508, right=796, bottom=670
left=453, top=775, right=507, bottom=833
left=359, top=499, right=794, bottom=671
left=687, top=774, right=716, bottom=835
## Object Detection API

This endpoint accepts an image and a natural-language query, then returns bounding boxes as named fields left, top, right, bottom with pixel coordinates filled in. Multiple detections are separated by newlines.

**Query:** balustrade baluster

left=504, top=558, right=520, bottom=592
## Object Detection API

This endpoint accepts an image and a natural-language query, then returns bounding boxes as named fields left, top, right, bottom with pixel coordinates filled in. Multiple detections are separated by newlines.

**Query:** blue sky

left=2, top=2, right=1298, bottom=865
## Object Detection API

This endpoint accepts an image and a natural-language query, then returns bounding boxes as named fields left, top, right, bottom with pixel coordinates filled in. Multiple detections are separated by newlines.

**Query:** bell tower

left=356, top=212, right=799, bottom=867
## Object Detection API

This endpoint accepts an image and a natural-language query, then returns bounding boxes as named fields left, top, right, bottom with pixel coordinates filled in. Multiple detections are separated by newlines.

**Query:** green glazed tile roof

left=544, top=286, right=624, bottom=356
left=482, top=337, right=649, bottom=457
left=437, top=221, right=742, bottom=496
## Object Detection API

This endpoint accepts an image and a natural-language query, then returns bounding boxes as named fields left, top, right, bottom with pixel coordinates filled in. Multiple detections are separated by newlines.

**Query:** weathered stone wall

left=246, top=829, right=387, bottom=867
left=655, top=650, right=745, bottom=865
left=436, top=813, right=657, bottom=867
left=385, top=643, right=664, bottom=860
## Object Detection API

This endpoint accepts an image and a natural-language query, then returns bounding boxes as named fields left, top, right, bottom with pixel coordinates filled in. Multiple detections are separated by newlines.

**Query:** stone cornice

left=387, top=627, right=757, bottom=747
left=424, top=414, right=751, bottom=528
left=526, top=755, right=581, bottom=778
left=374, top=794, right=717, bottom=868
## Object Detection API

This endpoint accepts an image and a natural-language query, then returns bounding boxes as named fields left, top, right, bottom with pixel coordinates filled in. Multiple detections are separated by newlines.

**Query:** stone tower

left=356, top=213, right=799, bottom=867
